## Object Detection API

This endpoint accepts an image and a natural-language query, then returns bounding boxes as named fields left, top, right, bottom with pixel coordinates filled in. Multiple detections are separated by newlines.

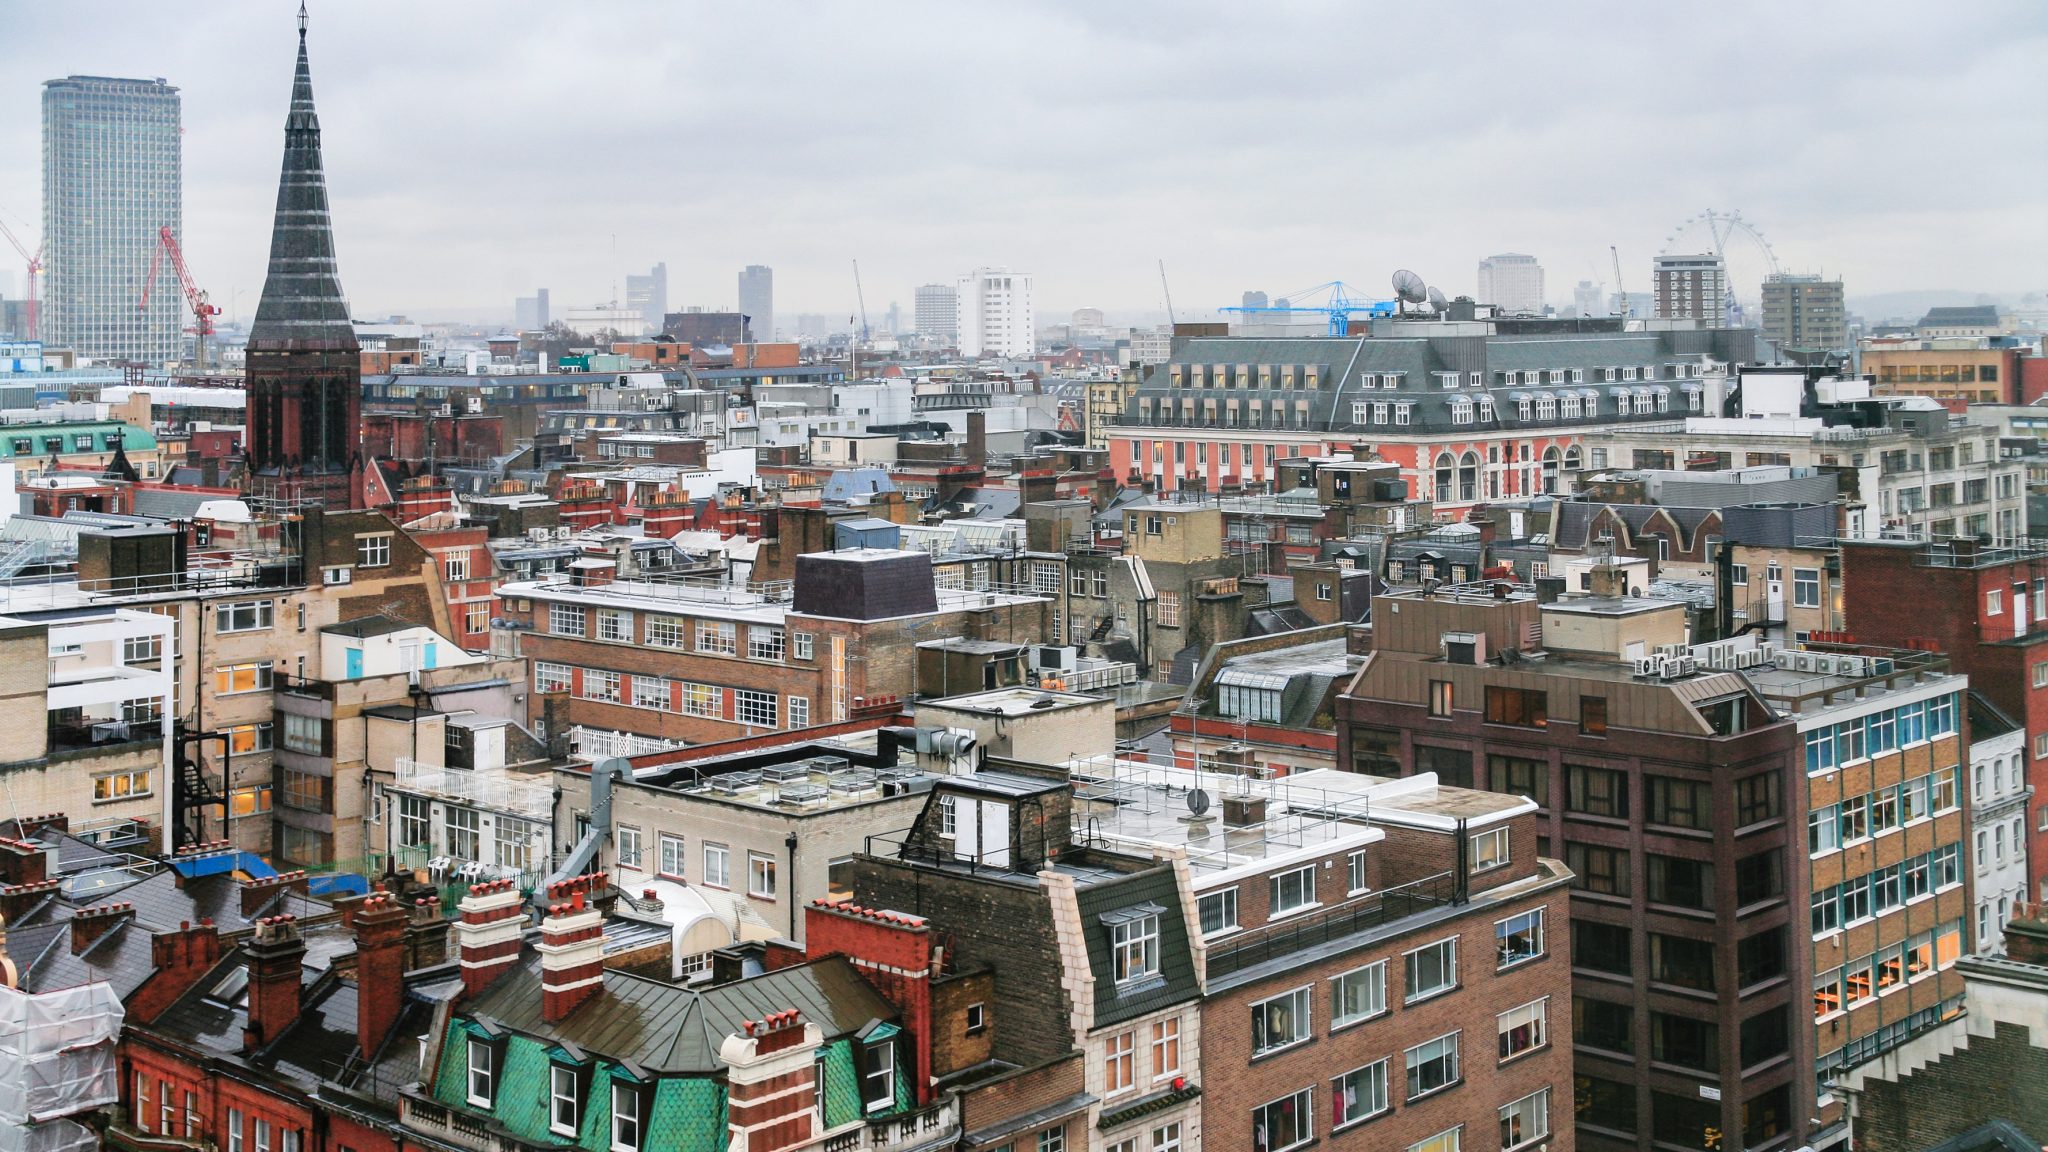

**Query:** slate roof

left=247, top=12, right=356, bottom=352
left=1551, top=501, right=1718, bottom=553
left=1969, top=691, right=2022, bottom=742
left=131, top=488, right=220, bottom=520
left=462, top=954, right=894, bottom=1074
left=1919, top=306, right=2000, bottom=328
left=12, top=868, right=330, bottom=935
left=1074, top=870, right=1198, bottom=1029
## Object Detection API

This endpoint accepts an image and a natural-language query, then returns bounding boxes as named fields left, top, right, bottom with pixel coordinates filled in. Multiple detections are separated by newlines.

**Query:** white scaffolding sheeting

left=0, top=979, right=122, bottom=1132
left=0, top=1116, right=99, bottom=1152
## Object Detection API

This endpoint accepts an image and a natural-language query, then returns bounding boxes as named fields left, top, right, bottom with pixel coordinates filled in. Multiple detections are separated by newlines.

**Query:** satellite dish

left=1427, top=286, right=1449, bottom=310
left=1186, top=788, right=1211, bottom=817
left=1391, top=269, right=1428, bottom=304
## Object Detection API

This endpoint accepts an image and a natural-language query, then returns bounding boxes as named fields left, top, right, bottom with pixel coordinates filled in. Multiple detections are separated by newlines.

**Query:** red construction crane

left=140, top=225, right=220, bottom=368
left=0, top=218, right=41, bottom=343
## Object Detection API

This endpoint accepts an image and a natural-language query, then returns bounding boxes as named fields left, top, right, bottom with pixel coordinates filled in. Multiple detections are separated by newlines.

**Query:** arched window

left=1434, top=452, right=1454, bottom=504
left=1458, top=452, right=1480, bottom=502
left=1542, top=446, right=1561, bottom=494
left=1563, top=445, right=1583, bottom=470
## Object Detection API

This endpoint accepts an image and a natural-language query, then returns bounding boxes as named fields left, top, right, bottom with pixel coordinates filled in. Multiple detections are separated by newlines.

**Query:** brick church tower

left=244, top=4, right=363, bottom=509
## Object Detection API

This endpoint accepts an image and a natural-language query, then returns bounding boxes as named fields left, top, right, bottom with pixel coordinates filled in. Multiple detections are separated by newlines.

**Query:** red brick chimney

left=353, top=891, right=409, bottom=1063
left=130, top=920, right=222, bottom=1025
left=453, top=879, right=524, bottom=999
left=70, top=901, right=135, bottom=954
left=406, top=895, right=449, bottom=969
left=724, top=1009, right=823, bottom=1152
left=239, top=869, right=310, bottom=917
left=803, top=900, right=935, bottom=1105
left=537, top=873, right=609, bottom=1023
left=0, top=878, right=59, bottom=924
left=0, top=837, right=49, bottom=887
left=243, top=915, right=308, bottom=1052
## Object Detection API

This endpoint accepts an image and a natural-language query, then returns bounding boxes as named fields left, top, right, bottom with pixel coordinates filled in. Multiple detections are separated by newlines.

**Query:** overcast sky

left=2, top=0, right=2043, bottom=327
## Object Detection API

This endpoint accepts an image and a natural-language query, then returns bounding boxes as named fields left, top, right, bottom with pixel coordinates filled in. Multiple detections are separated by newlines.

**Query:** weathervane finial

left=298, top=1, right=308, bottom=37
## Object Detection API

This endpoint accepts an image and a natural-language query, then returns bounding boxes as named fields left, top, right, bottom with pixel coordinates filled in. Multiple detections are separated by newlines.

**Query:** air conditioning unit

left=437, top=403, right=453, bottom=417
left=1634, top=658, right=1661, bottom=677
left=555, top=527, right=572, bottom=539
left=527, top=527, right=549, bottom=542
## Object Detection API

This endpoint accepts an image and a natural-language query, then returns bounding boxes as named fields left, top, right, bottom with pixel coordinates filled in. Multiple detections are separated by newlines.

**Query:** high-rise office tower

left=515, top=288, right=550, bottom=331
left=1476, top=253, right=1545, bottom=314
left=1654, top=254, right=1729, bottom=322
left=1242, top=290, right=1269, bottom=310
left=42, top=75, right=182, bottom=361
left=624, top=263, right=666, bottom=335
left=738, top=265, right=773, bottom=343
left=914, top=283, right=958, bottom=344
left=1761, top=273, right=1847, bottom=350
left=954, top=268, right=1033, bottom=359
left=244, top=7, right=362, bottom=509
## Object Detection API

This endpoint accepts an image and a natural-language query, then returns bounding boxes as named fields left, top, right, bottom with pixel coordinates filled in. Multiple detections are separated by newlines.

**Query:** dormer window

left=1110, top=910, right=1162, bottom=983
left=610, top=1079, right=646, bottom=1151
left=466, top=1037, right=496, bottom=1107
left=859, top=1028, right=899, bottom=1113
left=550, top=1065, right=582, bottom=1136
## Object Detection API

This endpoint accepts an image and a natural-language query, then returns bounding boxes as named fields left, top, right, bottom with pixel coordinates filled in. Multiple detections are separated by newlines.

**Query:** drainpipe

left=785, top=831, right=800, bottom=939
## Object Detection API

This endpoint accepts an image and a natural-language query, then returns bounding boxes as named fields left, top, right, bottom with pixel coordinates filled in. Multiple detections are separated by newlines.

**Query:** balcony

left=47, top=717, right=164, bottom=755
left=822, top=1101, right=960, bottom=1152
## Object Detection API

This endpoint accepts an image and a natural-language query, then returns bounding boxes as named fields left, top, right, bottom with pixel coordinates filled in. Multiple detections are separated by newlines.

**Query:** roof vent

left=1221, top=794, right=1267, bottom=829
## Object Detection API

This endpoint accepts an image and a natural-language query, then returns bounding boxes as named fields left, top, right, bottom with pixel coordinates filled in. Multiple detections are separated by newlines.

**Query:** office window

left=1251, top=986, right=1311, bottom=1054
left=534, top=662, right=572, bottom=693
left=1484, top=686, right=1547, bottom=727
left=788, top=696, right=810, bottom=729
left=548, top=604, right=585, bottom=636
left=1735, top=771, right=1781, bottom=826
left=580, top=670, right=621, bottom=704
left=596, top=610, right=630, bottom=642
left=1270, top=865, right=1316, bottom=915
left=1646, top=776, right=1711, bottom=830
left=1331, top=1060, right=1389, bottom=1129
left=1198, top=888, right=1238, bottom=936
left=1252, top=1088, right=1313, bottom=1152
left=1487, top=755, right=1548, bottom=806
left=1566, top=764, right=1628, bottom=818
left=702, top=843, right=730, bottom=889
left=1157, top=592, right=1181, bottom=628
left=1404, top=1032, right=1461, bottom=1100
left=748, top=627, right=786, bottom=662
left=748, top=853, right=777, bottom=897
left=632, top=676, right=671, bottom=711
left=1651, top=1012, right=1719, bottom=1072
left=1471, top=827, right=1510, bottom=872
left=1497, top=998, right=1548, bottom=1061
left=697, top=620, right=737, bottom=655
left=1500, top=1089, right=1549, bottom=1150
left=681, top=682, right=722, bottom=718
left=1647, top=855, right=1714, bottom=910
left=1104, top=1030, right=1135, bottom=1095
left=736, top=689, right=778, bottom=727
left=1112, top=913, right=1160, bottom=983
left=1567, top=843, right=1630, bottom=896
left=1331, top=961, right=1387, bottom=1028
left=1580, top=695, right=1608, bottom=736
left=214, top=661, right=275, bottom=695
left=1406, top=937, right=1458, bottom=1001
left=1428, top=680, right=1454, bottom=717
left=1793, top=568, right=1820, bottom=608
left=281, top=712, right=323, bottom=755
left=1650, top=933, right=1716, bottom=991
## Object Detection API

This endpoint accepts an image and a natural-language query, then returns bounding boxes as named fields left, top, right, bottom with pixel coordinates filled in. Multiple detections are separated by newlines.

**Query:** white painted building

left=955, top=268, right=1034, bottom=359
left=1970, top=696, right=2030, bottom=954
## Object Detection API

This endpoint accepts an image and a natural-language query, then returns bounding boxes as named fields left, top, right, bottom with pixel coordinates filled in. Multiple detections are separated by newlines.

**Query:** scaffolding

left=0, top=979, right=122, bottom=1152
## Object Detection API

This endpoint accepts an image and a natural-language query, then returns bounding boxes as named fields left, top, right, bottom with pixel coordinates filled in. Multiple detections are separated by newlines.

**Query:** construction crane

left=140, top=225, right=221, bottom=368
left=1609, top=246, right=1629, bottom=320
left=1158, top=259, right=1177, bottom=326
left=1219, top=280, right=1403, bottom=336
left=0, top=217, right=41, bottom=342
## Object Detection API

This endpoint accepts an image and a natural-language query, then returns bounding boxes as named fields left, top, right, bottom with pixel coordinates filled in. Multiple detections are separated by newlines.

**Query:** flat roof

left=921, top=688, right=1104, bottom=717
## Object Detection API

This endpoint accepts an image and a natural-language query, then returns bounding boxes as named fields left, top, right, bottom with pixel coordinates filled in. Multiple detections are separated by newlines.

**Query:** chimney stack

left=243, top=915, right=308, bottom=1051
left=1588, top=562, right=1629, bottom=600
left=353, top=891, right=409, bottom=1063
left=965, top=411, right=987, bottom=469
left=70, top=902, right=135, bottom=955
left=453, top=879, right=523, bottom=999
left=723, top=1011, right=824, bottom=1152
left=131, top=920, right=222, bottom=1026
left=406, top=895, right=449, bottom=969
left=0, top=838, right=48, bottom=888
left=239, top=869, right=310, bottom=917
left=538, top=874, right=609, bottom=1023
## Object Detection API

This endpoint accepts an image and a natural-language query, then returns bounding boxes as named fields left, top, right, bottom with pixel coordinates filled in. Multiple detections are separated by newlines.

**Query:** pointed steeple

left=248, top=2, right=355, bottom=351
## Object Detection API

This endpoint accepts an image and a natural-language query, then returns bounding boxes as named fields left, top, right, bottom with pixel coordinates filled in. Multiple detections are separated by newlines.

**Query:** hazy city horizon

left=2, top=0, right=2042, bottom=327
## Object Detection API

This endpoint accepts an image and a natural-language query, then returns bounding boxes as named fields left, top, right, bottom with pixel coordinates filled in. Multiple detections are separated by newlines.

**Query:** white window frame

left=1252, top=1087, right=1314, bottom=1152
left=1198, top=887, right=1238, bottom=937
left=1496, top=997, right=1548, bottom=1062
left=1405, top=937, right=1457, bottom=1002
left=1471, top=827, right=1510, bottom=872
left=1112, top=913, right=1161, bottom=983
left=467, top=1038, right=495, bottom=1107
left=1250, top=985, right=1312, bottom=1056
left=1331, top=960, right=1388, bottom=1028
left=1500, top=1089, right=1549, bottom=1150
left=1403, top=1031, right=1461, bottom=1101
left=551, top=1064, right=580, bottom=1136
left=659, top=834, right=686, bottom=879
left=1269, top=864, right=1316, bottom=918
left=703, top=843, right=731, bottom=889
left=610, top=1081, right=642, bottom=1152
left=749, top=852, right=777, bottom=898
left=1331, top=1059, right=1390, bottom=1131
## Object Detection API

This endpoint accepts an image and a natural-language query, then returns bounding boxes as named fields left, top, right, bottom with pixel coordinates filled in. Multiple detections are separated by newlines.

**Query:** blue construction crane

left=1220, top=280, right=1401, bottom=336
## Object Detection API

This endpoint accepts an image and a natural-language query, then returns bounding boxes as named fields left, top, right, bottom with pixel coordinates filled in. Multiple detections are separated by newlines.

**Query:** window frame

left=1404, top=936, right=1458, bottom=1003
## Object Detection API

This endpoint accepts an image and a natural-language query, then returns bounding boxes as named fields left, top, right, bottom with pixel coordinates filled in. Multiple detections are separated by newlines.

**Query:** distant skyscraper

left=955, top=268, right=1033, bottom=359
left=1475, top=254, right=1545, bottom=315
left=1761, top=273, right=1847, bottom=349
left=884, top=301, right=902, bottom=336
left=1242, top=290, right=1269, bottom=310
left=914, top=283, right=958, bottom=344
left=624, top=263, right=666, bottom=334
left=1654, top=254, right=1728, bottom=322
left=738, top=265, right=773, bottom=342
left=1573, top=280, right=1605, bottom=317
left=244, top=10, right=362, bottom=509
left=515, top=288, right=550, bottom=331
left=42, top=75, right=182, bottom=361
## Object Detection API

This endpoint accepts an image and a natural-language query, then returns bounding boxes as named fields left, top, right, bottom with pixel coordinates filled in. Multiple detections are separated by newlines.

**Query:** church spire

left=248, top=1, right=354, bottom=351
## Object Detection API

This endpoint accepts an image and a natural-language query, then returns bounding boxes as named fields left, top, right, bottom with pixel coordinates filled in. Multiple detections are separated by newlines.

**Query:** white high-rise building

left=955, top=268, right=1033, bottom=359
left=1476, top=253, right=1545, bottom=315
